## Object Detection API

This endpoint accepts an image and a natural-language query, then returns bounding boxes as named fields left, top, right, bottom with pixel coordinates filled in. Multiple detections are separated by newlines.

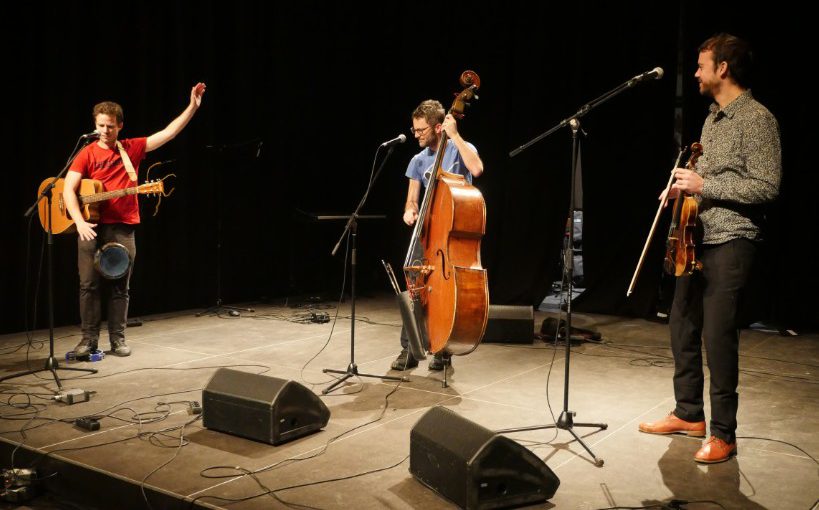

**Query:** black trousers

left=669, top=238, right=756, bottom=443
left=78, top=224, right=136, bottom=345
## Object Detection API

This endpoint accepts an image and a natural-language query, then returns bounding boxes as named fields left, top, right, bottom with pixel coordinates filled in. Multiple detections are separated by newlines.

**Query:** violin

left=664, top=142, right=703, bottom=276
left=627, top=142, right=703, bottom=296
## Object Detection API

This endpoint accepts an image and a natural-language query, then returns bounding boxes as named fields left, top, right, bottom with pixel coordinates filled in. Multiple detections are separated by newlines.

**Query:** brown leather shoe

left=694, top=436, right=737, bottom=463
left=638, top=411, right=706, bottom=437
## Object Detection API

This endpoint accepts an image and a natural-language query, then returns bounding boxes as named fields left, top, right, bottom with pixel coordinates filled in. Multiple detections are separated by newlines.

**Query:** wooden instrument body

left=421, top=171, right=489, bottom=355
left=663, top=195, right=701, bottom=276
left=37, top=178, right=103, bottom=234
left=663, top=142, right=703, bottom=276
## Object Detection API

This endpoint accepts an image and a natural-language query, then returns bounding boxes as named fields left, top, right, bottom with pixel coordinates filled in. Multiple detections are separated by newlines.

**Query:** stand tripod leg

left=321, top=370, right=354, bottom=394
left=564, top=425, right=605, bottom=467
left=0, top=360, right=98, bottom=389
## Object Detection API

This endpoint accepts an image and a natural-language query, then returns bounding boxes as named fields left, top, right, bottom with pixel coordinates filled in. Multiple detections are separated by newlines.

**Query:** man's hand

left=658, top=187, right=679, bottom=207
left=75, top=220, right=97, bottom=241
left=441, top=114, right=459, bottom=139
left=403, top=209, right=418, bottom=226
left=671, top=168, right=704, bottom=195
left=190, top=82, right=206, bottom=109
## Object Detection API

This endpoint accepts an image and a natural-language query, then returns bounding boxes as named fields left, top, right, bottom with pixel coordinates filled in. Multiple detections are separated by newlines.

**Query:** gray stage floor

left=0, top=295, right=816, bottom=509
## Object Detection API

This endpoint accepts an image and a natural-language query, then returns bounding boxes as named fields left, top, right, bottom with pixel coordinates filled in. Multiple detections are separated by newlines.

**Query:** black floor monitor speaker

left=203, top=368, right=330, bottom=445
left=410, top=406, right=559, bottom=509
left=482, top=305, right=534, bottom=344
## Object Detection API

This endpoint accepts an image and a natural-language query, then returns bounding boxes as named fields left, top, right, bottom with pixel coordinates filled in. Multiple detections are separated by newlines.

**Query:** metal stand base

left=196, top=299, right=255, bottom=317
left=497, top=410, right=607, bottom=466
left=322, top=363, right=406, bottom=395
left=0, top=354, right=97, bottom=389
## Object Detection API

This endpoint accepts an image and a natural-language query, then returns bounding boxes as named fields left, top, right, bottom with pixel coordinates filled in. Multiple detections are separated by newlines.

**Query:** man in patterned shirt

left=639, top=34, right=781, bottom=463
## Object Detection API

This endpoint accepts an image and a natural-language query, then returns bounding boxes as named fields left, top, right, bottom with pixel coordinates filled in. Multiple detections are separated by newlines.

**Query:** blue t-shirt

left=405, top=142, right=477, bottom=187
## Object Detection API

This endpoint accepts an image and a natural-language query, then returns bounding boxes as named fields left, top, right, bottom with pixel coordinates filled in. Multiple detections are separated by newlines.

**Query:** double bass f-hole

left=436, top=249, right=450, bottom=280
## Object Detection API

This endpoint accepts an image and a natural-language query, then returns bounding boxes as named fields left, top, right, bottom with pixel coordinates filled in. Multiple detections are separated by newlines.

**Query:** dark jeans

left=78, top=224, right=136, bottom=345
left=670, top=238, right=756, bottom=443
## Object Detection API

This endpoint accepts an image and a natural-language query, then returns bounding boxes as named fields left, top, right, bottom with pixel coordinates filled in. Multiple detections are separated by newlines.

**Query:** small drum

left=94, top=242, right=131, bottom=280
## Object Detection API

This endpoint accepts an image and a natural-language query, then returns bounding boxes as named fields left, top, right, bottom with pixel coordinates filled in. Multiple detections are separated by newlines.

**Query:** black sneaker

left=73, top=339, right=98, bottom=357
left=110, top=339, right=131, bottom=357
left=428, top=352, right=452, bottom=371
left=390, top=348, right=418, bottom=370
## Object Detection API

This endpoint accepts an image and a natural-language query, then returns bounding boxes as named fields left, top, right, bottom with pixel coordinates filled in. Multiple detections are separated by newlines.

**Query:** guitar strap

left=115, top=141, right=138, bottom=182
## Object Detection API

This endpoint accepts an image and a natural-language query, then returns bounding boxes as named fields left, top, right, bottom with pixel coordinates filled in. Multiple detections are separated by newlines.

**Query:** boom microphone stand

left=497, top=67, right=664, bottom=466
left=322, top=137, right=409, bottom=394
left=2, top=135, right=100, bottom=388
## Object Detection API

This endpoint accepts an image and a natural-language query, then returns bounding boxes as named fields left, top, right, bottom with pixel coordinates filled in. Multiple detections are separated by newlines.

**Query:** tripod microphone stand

left=499, top=119, right=606, bottom=466
left=498, top=68, right=662, bottom=466
left=1, top=137, right=99, bottom=389
left=322, top=142, right=408, bottom=394
left=197, top=141, right=260, bottom=317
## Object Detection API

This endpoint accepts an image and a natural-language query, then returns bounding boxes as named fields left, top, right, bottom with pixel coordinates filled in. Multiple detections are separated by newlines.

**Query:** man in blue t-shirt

left=392, top=99, right=484, bottom=371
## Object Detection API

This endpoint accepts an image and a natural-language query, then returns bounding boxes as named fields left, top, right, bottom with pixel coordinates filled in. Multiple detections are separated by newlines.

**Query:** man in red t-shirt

left=64, top=82, right=206, bottom=357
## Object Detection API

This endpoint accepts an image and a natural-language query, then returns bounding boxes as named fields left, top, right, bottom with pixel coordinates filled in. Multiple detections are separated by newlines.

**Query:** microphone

left=80, top=130, right=100, bottom=139
left=380, top=134, right=407, bottom=148
left=630, top=67, right=664, bottom=83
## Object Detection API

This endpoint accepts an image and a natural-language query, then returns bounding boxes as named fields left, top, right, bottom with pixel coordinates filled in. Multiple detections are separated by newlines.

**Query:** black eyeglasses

left=410, top=125, right=430, bottom=135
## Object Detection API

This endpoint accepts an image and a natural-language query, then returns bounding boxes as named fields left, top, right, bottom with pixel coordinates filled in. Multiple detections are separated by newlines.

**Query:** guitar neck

left=80, top=187, right=138, bottom=204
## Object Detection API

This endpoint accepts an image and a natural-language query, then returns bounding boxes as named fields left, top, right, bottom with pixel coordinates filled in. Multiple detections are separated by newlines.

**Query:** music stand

left=498, top=70, right=660, bottom=466
left=197, top=140, right=261, bottom=317
left=322, top=145, right=407, bottom=394
left=3, top=137, right=99, bottom=389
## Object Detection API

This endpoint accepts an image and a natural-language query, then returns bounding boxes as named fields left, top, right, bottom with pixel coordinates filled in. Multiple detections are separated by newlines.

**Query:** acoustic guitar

left=36, top=178, right=164, bottom=234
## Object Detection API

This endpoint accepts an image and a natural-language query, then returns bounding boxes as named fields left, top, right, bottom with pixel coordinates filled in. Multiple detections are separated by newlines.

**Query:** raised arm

left=442, top=114, right=484, bottom=177
left=146, top=82, right=206, bottom=152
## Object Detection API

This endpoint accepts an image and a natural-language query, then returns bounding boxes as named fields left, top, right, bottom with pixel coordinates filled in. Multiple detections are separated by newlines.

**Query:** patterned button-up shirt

left=696, top=90, right=781, bottom=244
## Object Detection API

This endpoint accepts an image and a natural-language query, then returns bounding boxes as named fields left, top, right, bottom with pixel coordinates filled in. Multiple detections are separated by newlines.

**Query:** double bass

left=403, top=71, right=489, bottom=356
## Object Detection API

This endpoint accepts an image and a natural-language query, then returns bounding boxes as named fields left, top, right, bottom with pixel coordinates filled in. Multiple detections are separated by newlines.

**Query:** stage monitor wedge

left=203, top=368, right=330, bottom=445
left=410, top=406, right=559, bottom=509
left=482, top=304, right=534, bottom=344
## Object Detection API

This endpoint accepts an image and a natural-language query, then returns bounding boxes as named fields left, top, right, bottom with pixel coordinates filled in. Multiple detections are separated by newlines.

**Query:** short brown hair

left=412, top=99, right=445, bottom=127
left=698, top=33, right=754, bottom=89
left=92, top=101, right=124, bottom=124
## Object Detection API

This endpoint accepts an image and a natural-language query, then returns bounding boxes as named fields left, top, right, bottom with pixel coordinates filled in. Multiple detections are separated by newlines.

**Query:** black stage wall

left=1, top=1, right=815, bottom=334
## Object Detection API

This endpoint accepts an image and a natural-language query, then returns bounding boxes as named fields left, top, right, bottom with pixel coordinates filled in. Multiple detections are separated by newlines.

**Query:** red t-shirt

left=69, top=138, right=147, bottom=224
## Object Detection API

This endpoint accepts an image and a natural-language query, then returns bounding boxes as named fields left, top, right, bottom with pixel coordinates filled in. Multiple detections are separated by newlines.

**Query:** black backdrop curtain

left=1, top=1, right=815, bottom=335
